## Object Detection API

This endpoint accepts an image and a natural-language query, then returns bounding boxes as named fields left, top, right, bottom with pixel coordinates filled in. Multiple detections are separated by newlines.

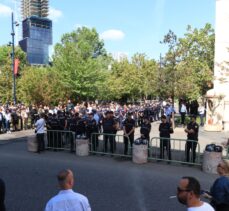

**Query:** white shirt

left=187, top=202, right=214, bottom=211
left=180, top=104, right=187, bottom=113
left=198, top=106, right=205, bottom=115
left=35, top=118, right=45, bottom=134
left=45, top=189, right=91, bottom=211
left=4, top=112, right=11, bottom=122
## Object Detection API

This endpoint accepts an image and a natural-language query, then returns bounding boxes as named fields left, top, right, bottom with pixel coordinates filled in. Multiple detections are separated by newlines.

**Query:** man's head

left=177, top=176, right=201, bottom=206
left=161, top=115, right=167, bottom=123
left=217, top=159, right=229, bottom=176
left=127, top=112, right=132, bottom=119
left=190, top=115, right=196, bottom=123
left=57, top=169, right=74, bottom=190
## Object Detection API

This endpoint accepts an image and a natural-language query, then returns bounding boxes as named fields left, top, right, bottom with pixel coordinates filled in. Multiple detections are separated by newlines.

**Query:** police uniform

left=102, top=114, right=116, bottom=153
left=86, top=116, right=97, bottom=151
left=123, top=116, right=135, bottom=155
left=185, top=120, right=199, bottom=162
left=159, top=121, right=172, bottom=160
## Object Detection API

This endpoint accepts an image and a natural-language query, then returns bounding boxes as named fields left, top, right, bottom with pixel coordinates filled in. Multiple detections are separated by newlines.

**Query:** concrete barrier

left=76, top=139, right=89, bottom=156
left=27, top=135, right=38, bottom=152
left=132, top=144, right=148, bottom=164
left=202, top=151, right=222, bottom=174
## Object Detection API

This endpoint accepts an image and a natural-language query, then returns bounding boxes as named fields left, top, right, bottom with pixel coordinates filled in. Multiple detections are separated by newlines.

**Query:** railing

left=90, top=133, right=131, bottom=157
left=149, top=137, right=201, bottom=165
left=45, top=130, right=75, bottom=151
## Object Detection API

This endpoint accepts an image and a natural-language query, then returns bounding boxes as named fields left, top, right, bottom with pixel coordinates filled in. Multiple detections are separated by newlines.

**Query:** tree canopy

left=0, top=23, right=215, bottom=105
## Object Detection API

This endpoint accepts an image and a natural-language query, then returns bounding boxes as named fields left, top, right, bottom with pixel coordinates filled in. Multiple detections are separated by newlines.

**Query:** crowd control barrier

left=149, top=137, right=201, bottom=165
left=90, top=133, right=131, bottom=157
left=45, top=130, right=76, bottom=151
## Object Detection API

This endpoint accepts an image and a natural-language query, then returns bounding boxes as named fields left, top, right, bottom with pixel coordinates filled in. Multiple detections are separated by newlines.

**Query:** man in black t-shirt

left=185, top=115, right=199, bottom=163
left=123, top=113, right=135, bottom=155
left=159, top=115, right=172, bottom=160
left=102, top=111, right=116, bottom=153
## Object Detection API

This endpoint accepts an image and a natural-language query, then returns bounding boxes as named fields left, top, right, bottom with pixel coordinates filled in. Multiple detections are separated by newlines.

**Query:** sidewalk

left=0, top=129, right=34, bottom=141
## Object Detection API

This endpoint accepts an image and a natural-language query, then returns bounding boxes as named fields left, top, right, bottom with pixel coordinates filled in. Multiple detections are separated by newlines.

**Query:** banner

left=14, top=58, right=20, bottom=75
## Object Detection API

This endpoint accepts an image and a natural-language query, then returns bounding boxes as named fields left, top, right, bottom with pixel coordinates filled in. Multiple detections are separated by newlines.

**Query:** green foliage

left=0, top=23, right=215, bottom=104
left=0, top=45, right=26, bottom=103
left=17, top=66, right=65, bottom=105
left=160, top=24, right=214, bottom=101
left=52, top=27, right=110, bottom=101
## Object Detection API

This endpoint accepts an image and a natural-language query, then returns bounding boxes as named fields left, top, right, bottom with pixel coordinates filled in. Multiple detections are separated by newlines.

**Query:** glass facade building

left=19, top=0, right=52, bottom=65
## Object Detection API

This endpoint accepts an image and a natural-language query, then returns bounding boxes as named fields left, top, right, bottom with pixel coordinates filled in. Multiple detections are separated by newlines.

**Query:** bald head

left=57, top=169, right=74, bottom=190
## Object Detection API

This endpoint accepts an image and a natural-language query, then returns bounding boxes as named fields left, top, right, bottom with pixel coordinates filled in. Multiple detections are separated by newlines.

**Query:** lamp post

left=10, top=12, right=19, bottom=105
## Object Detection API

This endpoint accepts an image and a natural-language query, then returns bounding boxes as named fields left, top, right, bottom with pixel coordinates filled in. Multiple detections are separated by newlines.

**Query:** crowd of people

left=0, top=99, right=205, bottom=162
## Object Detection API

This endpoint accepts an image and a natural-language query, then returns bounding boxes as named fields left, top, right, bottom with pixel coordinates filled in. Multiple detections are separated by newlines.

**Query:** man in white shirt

left=35, top=113, right=46, bottom=153
left=177, top=176, right=214, bottom=211
left=45, top=169, right=91, bottom=211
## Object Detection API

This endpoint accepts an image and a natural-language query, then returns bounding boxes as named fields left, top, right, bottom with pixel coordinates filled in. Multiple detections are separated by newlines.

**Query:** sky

left=0, top=0, right=215, bottom=60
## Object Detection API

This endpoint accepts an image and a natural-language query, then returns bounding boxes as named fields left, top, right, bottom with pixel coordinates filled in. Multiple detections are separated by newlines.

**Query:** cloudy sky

left=0, top=0, right=215, bottom=60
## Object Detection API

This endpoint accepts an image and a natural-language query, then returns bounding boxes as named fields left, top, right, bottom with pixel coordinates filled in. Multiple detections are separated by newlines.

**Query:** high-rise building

left=19, top=0, right=52, bottom=65
left=21, top=0, right=49, bottom=20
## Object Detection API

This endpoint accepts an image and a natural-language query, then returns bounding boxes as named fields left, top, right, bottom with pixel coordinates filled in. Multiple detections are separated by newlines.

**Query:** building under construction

left=19, top=0, right=52, bottom=65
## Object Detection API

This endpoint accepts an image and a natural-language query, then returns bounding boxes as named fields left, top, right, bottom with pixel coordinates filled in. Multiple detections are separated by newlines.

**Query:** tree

left=160, top=30, right=179, bottom=104
left=177, top=24, right=214, bottom=98
left=0, top=45, right=26, bottom=103
left=17, top=66, right=65, bottom=105
left=160, top=24, right=214, bottom=101
left=52, top=27, right=110, bottom=101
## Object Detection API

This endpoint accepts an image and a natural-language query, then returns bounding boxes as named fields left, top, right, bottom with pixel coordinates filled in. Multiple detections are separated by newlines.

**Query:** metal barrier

left=149, top=137, right=201, bottom=165
left=45, top=130, right=76, bottom=151
left=90, top=133, right=131, bottom=157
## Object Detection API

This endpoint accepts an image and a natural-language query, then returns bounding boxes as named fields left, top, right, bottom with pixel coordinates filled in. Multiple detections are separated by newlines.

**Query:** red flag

left=14, top=58, right=20, bottom=75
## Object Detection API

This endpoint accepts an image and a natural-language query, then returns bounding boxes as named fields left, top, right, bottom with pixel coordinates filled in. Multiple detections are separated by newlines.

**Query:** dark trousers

left=104, top=133, right=115, bottom=153
left=180, top=112, right=186, bottom=125
left=88, top=131, right=98, bottom=151
left=37, top=133, right=45, bottom=152
left=65, top=131, right=75, bottom=152
left=160, top=138, right=171, bottom=160
left=124, top=134, right=134, bottom=155
left=199, top=114, right=205, bottom=126
left=185, top=141, right=197, bottom=162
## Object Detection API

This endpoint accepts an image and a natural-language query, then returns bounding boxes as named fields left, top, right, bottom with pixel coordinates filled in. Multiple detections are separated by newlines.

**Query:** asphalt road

left=0, top=138, right=218, bottom=211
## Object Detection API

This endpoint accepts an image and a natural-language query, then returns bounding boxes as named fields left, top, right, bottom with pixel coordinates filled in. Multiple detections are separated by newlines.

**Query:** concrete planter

left=76, top=139, right=89, bottom=156
left=27, top=135, right=38, bottom=152
left=202, top=151, right=222, bottom=174
left=132, top=144, right=148, bottom=164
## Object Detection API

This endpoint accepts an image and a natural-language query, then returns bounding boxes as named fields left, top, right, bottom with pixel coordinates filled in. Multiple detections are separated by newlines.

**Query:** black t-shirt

left=123, top=118, right=135, bottom=134
left=159, top=122, right=171, bottom=138
left=187, top=122, right=199, bottom=141
left=86, top=119, right=97, bottom=132
left=140, top=122, right=151, bottom=137
left=102, top=117, right=115, bottom=133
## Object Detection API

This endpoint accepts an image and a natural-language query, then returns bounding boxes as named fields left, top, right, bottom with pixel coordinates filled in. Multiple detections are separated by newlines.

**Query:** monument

left=205, top=0, right=229, bottom=131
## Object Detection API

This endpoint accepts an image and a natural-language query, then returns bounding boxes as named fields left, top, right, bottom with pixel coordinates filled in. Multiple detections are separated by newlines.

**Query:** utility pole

left=10, top=12, right=18, bottom=104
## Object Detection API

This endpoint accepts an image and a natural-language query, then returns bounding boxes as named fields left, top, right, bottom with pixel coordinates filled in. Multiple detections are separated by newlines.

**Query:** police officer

left=123, top=112, right=135, bottom=155
left=66, top=113, right=77, bottom=152
left=50, top=113, right=62, bottom=149
left=140, top=116, right=151, bottom=141
left=159, top=115, right=172, bottom=160
left=185, top=115, right=199, bottom=163
left=102, top=111, right=116, bottom=154
left=86, top=112, right=97, bottom=151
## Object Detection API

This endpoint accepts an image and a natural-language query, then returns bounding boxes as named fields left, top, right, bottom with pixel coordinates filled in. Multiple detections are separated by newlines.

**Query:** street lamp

left=9, top=12, right=19, bottom=105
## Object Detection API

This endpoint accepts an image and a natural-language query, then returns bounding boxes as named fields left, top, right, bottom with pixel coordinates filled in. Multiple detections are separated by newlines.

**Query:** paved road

left=0, top=136, right=218, bottom=211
